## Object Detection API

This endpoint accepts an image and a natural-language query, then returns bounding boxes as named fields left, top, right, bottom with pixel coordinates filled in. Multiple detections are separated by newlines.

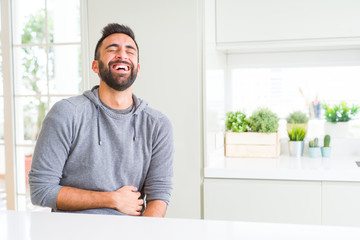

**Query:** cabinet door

left=216, top=0, right=360, bottom=44
left=204, top=179, right=321, bottom=224
left=322, top=181, right=360, bottom=227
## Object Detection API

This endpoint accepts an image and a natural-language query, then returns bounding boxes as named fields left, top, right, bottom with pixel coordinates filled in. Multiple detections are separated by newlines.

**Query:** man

left=29, top=23, right=174, bottom=217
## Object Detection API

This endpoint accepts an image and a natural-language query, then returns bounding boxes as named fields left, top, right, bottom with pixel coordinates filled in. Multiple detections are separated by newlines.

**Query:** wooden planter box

left=225, top=132, right=280, bottom=158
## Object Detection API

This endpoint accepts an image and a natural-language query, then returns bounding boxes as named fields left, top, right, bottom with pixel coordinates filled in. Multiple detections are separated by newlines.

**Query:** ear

left=92, top=60, right=99, bottom=74
left=137, top=63, right=140, bottom=75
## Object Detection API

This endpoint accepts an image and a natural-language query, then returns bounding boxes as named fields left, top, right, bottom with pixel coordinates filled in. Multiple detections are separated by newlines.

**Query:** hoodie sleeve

left=143, top=115, right=174, bottom=205
left=28, top=100, right=75, bottom=209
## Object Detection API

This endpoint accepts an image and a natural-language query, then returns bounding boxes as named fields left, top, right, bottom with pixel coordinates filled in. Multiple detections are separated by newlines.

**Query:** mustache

left=108, top=60, right=134, bottom=69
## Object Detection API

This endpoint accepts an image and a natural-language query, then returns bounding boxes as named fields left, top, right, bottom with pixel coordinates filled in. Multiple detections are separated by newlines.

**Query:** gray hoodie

left=29, top=85, right=174, bottom=215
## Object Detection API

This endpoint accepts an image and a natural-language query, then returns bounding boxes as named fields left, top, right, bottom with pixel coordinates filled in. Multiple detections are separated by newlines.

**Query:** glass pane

left=13, top=46, right=47, bottom=95
left=16, top=146, right=33, bottom=192
left=16, top=146, right=49, bottom=212
left=12, top=0, right=46, bottom=45
left=15, top=97, right=48, bottom=144
left=0, top=98, right=4, bottom=142
left=47, top=0, right=81, bottom=43
left=49, top=45, right=82, bottom=94
left=0, top=145, right=6, bottom=210
left=0, top=48, right=2, bottom=95
left=230, top=66, right=360, bottom=139
left=231, top=66, right=360, bottom=119
left=0, top=3, right=5, bottom=211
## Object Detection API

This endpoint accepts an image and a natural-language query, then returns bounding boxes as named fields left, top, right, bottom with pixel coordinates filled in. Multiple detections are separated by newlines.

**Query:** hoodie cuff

left=44, top=185, right=63, bottom=210
left=146, top=192, right=171, bottom=205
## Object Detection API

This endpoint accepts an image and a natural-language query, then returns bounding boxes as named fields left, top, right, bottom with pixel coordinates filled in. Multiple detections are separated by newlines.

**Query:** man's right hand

left=110, top=185, right=144, bottom=216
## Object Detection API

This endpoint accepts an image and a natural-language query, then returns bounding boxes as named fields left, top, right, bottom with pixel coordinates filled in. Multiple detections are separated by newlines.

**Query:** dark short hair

left=94, top=23, right=139, bottom=61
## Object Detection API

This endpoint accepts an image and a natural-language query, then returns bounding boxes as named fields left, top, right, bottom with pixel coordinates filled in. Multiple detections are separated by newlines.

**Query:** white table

left=1, top=210, right=360, bottom=239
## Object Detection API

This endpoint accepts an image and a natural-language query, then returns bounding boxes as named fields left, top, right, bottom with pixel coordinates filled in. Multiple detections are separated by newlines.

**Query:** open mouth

left=112, top=63, right=131, bottom=72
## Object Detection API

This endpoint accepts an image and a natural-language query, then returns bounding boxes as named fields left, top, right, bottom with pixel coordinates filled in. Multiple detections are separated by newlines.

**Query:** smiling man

left=29, top=23, right=174, bottom=217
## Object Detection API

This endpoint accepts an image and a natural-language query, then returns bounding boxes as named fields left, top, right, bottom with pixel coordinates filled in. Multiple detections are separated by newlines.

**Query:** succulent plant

left=309, top=137, right=319, bottom=148
left=324, top=135, right=331, bottom=147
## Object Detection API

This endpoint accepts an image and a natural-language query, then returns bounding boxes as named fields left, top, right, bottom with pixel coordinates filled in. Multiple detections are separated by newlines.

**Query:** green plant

left=288, top=125, right=306, bottom=141
left=247, top=108, right=279, bottom=133
left=324, top=135, right=331, bottom=147
left=225, top=111, right=248, bottom=133
left=322, top=101, right=359, bottom=122
left=309, top=137, right=319, bottom=148
left=286, top=111, right=309, bottom=124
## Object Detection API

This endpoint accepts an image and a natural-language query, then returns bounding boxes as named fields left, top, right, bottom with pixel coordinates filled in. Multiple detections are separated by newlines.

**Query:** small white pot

left=288, top=141, right=304, bottom=157
left=324, top=121, right=349, bottom=138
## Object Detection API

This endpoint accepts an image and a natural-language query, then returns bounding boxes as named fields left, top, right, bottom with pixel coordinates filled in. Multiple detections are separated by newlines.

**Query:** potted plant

left=288, top=125, right=307, bottom=157
left=225, top=108, right=280, bottom=158
left=286, top=111, right=309, bottom=133
left=247, top=107, right=279, bottom=134
left=321, top=135, right=331, bottom=158
left=322, top=101, right=359, bottom=138
left=308, top=137, right=321, bottom=158
left=225, top=111, right=248, bottom=133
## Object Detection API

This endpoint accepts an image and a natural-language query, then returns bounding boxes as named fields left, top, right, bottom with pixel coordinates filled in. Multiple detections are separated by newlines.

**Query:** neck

left=98, top=81, right=133, bottom=110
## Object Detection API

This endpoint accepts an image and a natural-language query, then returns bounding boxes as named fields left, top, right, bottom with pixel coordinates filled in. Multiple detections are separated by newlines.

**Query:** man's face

left=93, top=33, right=140, bottom=91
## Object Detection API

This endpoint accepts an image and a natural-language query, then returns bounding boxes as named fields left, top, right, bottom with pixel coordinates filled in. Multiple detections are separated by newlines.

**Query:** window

left=0, top=6, right=5, bottom=210
left=205, top=49, right=360, bottom=166
left=230, top=65, right=360, bottom=139
left=0, top=0, right=86, bottom=210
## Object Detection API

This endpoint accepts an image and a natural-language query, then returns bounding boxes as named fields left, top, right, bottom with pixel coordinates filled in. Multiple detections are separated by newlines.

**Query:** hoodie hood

left=83, top=85, right=148, bottom=144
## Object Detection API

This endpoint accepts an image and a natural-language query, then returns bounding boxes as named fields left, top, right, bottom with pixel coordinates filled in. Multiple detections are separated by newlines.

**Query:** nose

left=115, top=48, right=128, bottom=60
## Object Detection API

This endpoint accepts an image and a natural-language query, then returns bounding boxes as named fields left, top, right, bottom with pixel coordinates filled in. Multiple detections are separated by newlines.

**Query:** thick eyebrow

left=105, top=43, right=137, bottom=52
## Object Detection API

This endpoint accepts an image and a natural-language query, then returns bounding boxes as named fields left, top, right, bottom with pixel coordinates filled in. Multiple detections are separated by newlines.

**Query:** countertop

left=205, top=153, right=360, bottom=181
left=2, top=210, right=360, bottom=239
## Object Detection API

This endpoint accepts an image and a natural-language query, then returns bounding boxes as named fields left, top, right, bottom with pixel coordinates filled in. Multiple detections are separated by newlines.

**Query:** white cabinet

left=204, top=179, right=360, bottom=226
left=215, top=0, right=360, bottom=51
left=322, top=182, right=360, bottom=227
left=204, top=179, right=322, bottom=224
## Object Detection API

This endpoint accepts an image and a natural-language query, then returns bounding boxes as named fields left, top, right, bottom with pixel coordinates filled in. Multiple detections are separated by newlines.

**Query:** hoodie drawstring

left=133, top=114, right=137, bottom=141
left=97, top=106, right=102, bottom=145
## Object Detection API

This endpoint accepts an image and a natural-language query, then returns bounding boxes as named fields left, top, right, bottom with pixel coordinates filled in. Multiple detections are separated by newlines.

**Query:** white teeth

left=115, top=65, right=128, bottom=71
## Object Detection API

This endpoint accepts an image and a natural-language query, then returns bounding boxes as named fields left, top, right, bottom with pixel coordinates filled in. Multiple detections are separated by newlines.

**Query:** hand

left=111, top=185, right=144, bottom=216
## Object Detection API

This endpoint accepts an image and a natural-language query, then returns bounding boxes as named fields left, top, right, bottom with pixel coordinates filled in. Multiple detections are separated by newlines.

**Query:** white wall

left=87, top=0, right=202, bottom=219
left=203, top=0, right=227, bottom=168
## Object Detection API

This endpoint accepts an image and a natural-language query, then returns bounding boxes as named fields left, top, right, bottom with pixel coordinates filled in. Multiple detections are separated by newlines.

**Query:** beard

left=98, top=59, right=138, bottom=91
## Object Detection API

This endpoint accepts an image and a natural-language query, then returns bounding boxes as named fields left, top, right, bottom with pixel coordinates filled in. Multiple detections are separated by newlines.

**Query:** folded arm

left=57, top=185, right=144, bottom=216
left=142, top=200, right=167, bottom=217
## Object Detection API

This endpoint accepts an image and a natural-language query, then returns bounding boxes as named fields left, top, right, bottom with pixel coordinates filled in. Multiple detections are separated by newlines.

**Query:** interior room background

left=1, top=0, right=360, bottom=224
